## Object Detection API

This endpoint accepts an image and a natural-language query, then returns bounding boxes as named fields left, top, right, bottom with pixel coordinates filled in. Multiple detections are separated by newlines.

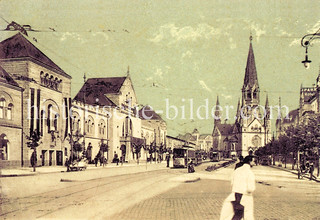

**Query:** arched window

left=71, top=112, right=81, bottom=132
left=0, top=134, right=8, bottom=160
left=90, top=120, right=95, bottom=134
left=98, top=120, right=106, bottom=136
left=87, top=119, right=91, bottom=133
left=86, top=116, right=94, bottom=135
left=247, top=91, right=251, bottom=99
left=7, top=103, right=13, bottom=120
left=0, top=98, right=5, bottom=119
left=253, top=89, right=258, bottom=99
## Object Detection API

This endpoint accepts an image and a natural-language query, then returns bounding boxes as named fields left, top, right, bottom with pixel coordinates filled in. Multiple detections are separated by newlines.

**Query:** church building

left=212, top=36, right=272, bottom=159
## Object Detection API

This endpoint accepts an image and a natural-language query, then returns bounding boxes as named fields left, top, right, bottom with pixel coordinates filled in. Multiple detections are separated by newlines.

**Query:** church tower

left=238, top=36, right=268, bottom=156
left=242, top=35, right=260, bottom=108
left=214, top=95, right=221, bottom=127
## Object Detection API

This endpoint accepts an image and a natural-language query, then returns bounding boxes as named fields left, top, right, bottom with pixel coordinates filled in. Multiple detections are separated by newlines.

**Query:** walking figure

left=309, top=162, right=315, bottom=180
left=165, top=152, right=170, bottom=168
left=220, top=156, right=256, bottom=220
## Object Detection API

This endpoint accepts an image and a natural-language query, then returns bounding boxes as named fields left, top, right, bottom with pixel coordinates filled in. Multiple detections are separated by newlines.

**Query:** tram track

left=1, top=169, right=180, bottom=219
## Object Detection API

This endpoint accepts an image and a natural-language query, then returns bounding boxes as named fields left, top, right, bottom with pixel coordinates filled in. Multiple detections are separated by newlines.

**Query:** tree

left=26, top=130, right=41, bottom=172
left=68, top=130, right=84, bottom=162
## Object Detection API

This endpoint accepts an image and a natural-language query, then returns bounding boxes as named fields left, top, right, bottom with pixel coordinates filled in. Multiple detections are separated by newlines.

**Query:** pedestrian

left=94, top=156, right=98, bottom=167
left=165, top=152, right=170, bottom=168
left=235, top=155, right=244, bottom=170
left=220, top=155, right=256, bottom=220
left=309, top=162, right=314, bottom=180
left=114, top=152, right=119, bottom=166
left=187, top=159, right=195, bottom=173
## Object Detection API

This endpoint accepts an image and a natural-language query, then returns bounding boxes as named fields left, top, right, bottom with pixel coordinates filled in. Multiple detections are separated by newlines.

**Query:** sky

left=1, top=0, right=320, bottom=136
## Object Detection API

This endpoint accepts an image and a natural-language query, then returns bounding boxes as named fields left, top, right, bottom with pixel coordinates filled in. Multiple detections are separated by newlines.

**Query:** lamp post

left=301, top=31, right=320, bottom=69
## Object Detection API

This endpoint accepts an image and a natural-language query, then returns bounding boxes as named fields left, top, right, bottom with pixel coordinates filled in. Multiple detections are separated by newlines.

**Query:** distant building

left=72, top=74, right=144, bottom=163
left=0, top=33, right=72, bottom=167
left=139, top=105, right=167, bottom=162
left=176, top=128, right=212, bottom=152
left=276, top=71, right=320, bottom=137
left=198, top=134, right=213, bottom=153
left=212, top=36, right=271, bottom=159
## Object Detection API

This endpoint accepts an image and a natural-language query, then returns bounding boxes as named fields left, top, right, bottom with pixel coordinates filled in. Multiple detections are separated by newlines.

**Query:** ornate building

left=0, top=32, right=72, bottom=167
left=212, top=37, right=271, bottom=158
left=72, top=73, right=144, bottom=163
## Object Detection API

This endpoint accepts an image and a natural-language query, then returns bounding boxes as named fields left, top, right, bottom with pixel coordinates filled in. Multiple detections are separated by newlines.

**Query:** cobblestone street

left=112, top=165, right=320, bottom=220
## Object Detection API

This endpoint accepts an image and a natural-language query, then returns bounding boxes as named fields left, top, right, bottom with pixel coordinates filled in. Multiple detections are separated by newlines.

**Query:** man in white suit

left=220, top=156, right=256, bottom=220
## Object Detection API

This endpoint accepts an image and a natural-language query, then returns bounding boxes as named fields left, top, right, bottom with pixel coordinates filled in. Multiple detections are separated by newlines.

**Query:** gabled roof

left=138, top=105, right=164, bottom=120
left=0, top=65, right=19, bottom=87
left=215, top=123, right=233, bottom=136
left=0, top=33, right=67, bottom=75
left=243, top=37, right=259, bottom=90
left=73, top=77, right=128, bottom=107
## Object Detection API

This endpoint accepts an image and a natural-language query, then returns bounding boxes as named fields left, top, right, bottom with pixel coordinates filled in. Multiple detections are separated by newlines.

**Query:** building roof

left=283, top=108, right=299, bottom=124
left=243, top=37, right=259, bottom=90
left=73, top=77, right=128, bottom=107
left=0, top=65, right=19, bottom=87
left=138, top=105, right=164, bottom=120
left=0, top=33, right=68, bottom=75
left=199, top=134, right=212, bottom=139
left=215, top=123, right=233, bottom=136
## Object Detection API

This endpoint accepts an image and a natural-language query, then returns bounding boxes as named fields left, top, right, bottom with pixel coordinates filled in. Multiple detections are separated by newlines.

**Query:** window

left=0, top=98, right=14, bottom=120
left=87, top=120, right=91, bottom=133
left=40, top=72, right=62, bottom=91
left=0, top=135, right=8, bottom=160
left=125, top=116, right=133, bottom=137
left=247, top=91, right=251, bottom=99
left=98, top=120, right=106, bottom=136
left=0, top=98, right=5, bottom=119
left=7, top=103, right=13, bottom=120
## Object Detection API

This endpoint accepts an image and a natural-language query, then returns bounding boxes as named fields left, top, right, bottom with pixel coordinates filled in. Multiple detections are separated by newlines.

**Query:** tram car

left=173, top=146, right=196, bottom=168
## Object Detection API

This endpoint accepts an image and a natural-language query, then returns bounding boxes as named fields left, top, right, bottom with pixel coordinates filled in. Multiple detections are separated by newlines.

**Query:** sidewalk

left=0, top=161, right=168, bottom=178
left=269, top=162, right=320, bottom=183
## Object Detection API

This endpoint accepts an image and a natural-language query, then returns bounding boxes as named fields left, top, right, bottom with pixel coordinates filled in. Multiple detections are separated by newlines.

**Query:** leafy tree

left=26, top=130, right=41, bottom=172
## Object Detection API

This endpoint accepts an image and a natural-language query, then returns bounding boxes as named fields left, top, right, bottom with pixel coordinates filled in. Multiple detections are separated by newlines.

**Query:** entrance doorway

left=56, top=151, right=63, bottom=166
left=0, top=134, right=8, bottom=160
left=49, top=150, right=54, bottom=166
left=42, top=150, right=47, bottom=166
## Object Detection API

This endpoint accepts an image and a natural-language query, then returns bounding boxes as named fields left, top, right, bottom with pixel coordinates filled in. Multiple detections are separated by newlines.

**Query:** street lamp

left=301, top=31, right=320, bottom=69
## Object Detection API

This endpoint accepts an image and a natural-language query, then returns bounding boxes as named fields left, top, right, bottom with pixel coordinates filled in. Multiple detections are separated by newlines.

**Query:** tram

left=173, top=146, right=196, bottom=168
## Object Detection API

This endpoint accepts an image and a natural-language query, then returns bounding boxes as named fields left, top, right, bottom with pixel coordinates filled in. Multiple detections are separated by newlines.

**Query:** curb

left=184, top=177, right=201, bottom=183
left=0, top=173, right=36, bottom=178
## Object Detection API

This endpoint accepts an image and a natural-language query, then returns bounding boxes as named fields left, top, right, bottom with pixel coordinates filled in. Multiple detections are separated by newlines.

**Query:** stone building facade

left=0, top=33, right=72, bottom=167
left=0, top=66, right=23, bottom=167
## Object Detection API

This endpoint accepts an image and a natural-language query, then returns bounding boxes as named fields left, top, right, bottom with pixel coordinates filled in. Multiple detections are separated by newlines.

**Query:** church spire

left=214, top=95, right=221, bottom=126
left=236, top=98, right=241, bottom=123
left=242, top=35, right=260, bottom=107
left=264, top=94, right=270, bottom=124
